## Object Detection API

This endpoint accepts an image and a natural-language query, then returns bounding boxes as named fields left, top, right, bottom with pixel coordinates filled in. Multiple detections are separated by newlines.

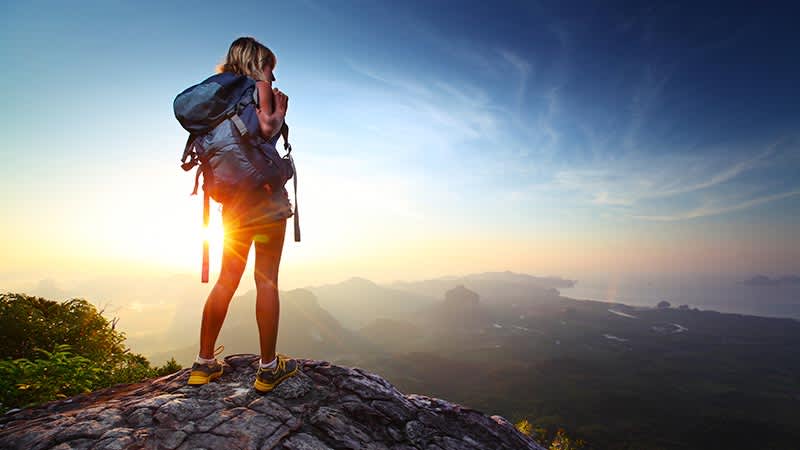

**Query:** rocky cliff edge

left=0, top=355, right=543, bottom=450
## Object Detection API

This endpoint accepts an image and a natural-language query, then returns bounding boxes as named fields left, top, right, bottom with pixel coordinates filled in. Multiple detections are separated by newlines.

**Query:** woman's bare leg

left=253, top=220, right=287, bottom=363
left=198, top=231, right=252, bottom=359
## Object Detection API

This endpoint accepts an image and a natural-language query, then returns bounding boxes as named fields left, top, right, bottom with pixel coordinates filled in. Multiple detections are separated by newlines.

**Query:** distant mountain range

left=742, top=274, right=800, bottom=286
left=149, top=271, right=573, bottom=366
left=306, top=276, right=436, bottom=329
left=150, top=288, right=375, bottom=366
left=88, top=270, right=800, bottom=449
left=386, top=271, right=573, bottom=304
left=15, top=270, right=797, bottom=449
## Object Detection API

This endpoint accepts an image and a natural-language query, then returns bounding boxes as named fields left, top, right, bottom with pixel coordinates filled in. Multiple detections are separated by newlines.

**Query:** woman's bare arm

left=255, top=80, right=289, bottom=194
left=255, top=80, right=288, bottom=139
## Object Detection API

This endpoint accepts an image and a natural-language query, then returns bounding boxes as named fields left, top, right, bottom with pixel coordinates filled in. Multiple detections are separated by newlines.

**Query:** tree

left=0, top=293, right=181, bottom=412
left=0, top=294, right=126, bottom=362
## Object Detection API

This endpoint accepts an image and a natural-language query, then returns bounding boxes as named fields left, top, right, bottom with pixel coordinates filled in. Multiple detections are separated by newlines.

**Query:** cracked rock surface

left=0, top=354, right=543, bottom=450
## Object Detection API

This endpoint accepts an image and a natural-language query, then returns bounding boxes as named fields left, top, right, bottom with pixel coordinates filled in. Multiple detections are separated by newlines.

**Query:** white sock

left=196, top=355, right=216, bottom=365
left=260, top=356, right=277, bottom=370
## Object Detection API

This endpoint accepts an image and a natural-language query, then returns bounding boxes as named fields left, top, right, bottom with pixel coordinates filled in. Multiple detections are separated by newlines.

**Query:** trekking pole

left=201, top=188, right=210, bottom=283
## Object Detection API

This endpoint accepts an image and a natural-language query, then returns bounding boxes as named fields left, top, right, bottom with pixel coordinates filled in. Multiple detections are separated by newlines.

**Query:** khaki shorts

left=221, top=188, right=292, bottom=240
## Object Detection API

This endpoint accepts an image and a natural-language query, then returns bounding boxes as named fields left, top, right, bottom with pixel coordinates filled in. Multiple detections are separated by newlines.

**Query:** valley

left=140, top=272, right=800, bottom=449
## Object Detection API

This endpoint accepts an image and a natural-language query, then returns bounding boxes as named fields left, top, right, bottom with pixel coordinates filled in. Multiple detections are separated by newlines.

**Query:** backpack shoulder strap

left=289, top=152, right=300, bottom=242
left=201, top=185, right=210, bottom=283
left=181, top=134, right=198, bottom=169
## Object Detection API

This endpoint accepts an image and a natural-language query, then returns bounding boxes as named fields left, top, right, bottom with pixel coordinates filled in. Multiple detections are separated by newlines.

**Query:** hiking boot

left=254, top=354, right=299, bottom=393
left=187, top=345, right=224, bottom=386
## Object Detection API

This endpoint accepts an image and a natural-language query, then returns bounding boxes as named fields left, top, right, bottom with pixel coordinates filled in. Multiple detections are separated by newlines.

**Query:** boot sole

left=187, top=369, right=223, bottom=385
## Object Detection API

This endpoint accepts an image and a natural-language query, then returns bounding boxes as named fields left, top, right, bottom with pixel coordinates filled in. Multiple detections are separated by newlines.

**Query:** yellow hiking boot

left=253, top=354, right=299, bottom=393
left=187, top=345, right=224, bottom=386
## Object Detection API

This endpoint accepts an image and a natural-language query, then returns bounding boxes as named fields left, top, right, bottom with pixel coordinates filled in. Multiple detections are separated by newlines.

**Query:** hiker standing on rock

left=183, top=37, right=300, bottom=392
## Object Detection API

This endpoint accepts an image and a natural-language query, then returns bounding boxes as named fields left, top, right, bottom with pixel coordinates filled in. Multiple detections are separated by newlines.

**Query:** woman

left=187, top=37, right=299, bottom=393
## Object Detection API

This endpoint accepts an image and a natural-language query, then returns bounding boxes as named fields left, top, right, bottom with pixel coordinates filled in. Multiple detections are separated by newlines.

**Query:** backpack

left=174, top=72, right=300, bottom=281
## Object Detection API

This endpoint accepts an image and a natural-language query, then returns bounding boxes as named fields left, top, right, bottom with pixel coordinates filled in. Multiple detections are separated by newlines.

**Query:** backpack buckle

left=230, top=114, right=248, bottom=137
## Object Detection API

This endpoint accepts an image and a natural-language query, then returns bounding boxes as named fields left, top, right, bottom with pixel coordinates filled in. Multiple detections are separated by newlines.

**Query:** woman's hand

left=255, top=82, right=288, bottom=140
left=260, top=88, right=287, bottom=195
left=273, top=88, right=288, bottom=115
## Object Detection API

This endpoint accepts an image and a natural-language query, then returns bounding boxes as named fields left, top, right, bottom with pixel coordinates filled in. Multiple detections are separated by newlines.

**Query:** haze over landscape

left=2, top=1, right=800, bottom=449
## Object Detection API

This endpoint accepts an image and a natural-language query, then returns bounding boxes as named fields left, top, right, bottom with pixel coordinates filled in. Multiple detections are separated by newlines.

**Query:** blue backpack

left=174, top=73, right=300, bottom=280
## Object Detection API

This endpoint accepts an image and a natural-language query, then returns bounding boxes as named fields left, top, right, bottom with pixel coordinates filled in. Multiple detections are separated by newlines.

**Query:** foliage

left=154, top=358, right=182, bottom=377
left=515, top=418, right=585, bottom=449
left=549, top=429, right=585, bottom=450
left=0, top=293, right=181, bottom=413
left=0, top=345, right=101, bottom=410
left=515, top=418, right=534, bottom=436
left=0, top=293, right=126, bottom=362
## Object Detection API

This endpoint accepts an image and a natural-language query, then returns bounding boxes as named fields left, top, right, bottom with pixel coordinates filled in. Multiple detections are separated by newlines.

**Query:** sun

left=201, top=218, right=225, bottom=245
left=124, top=196, right=228, bottom=275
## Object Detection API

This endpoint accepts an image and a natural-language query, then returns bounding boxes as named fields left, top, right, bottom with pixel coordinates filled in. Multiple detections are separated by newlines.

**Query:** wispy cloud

left=554, top=137, right=797, bottom=220
left=649, top=145, right=777, bottom=198
left=498, top=48, right=533, bottom=117
left=623, top=61, right=679, bottom=153
left=633, top=190, right=800, bottom=221
left=344, top=59, right=434, bottom=98
left=402, top=17, right=501, bottom=77
left=339, top=10, right=799, bottom=225
left=345, top=58, right=504, bottom=144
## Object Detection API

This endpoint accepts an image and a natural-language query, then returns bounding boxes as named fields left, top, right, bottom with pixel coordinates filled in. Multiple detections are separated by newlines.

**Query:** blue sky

left=1, top=0, right=798, bottom=285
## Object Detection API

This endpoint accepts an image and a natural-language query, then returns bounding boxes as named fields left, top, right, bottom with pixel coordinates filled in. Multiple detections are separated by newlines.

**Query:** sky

left=1, top=0, right=799, bottom=293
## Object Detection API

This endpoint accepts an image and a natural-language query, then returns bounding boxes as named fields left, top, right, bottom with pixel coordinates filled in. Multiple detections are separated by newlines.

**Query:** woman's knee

left=254, top=276, right=278, bottom=292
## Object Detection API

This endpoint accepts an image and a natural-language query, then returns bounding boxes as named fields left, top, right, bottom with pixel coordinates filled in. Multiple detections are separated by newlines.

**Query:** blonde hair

left=216, top=37, right=277, bottom=82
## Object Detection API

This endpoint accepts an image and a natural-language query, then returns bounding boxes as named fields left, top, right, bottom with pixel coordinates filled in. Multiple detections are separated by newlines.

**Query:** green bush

left=515, top=418, right=534, bottom=436
left=0, top=294, right=126, bottom=362
left=0, top=293, right=181, bottom=413
left=0, top=345, right=101, bottom=410
left=515, top=418, right=586, bottom=450
left=154, top=358, right=182, bottom=377
left=549, top=429, right=585, bottom=450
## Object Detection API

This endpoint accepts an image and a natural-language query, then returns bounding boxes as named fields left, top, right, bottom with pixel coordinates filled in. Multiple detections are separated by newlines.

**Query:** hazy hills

left=346, top=285, right=800, bottom=450
left=562, top=273, right=800, bottom=320
left=387, top=270, right=572, bottom=305
left=7, top=270, right=800, bottom=449
left=742, top=274, right=800, bottom=286
left=144, top=271, right=575, bottom=366
left=306, top=276, right=436, bottom=329
left=150, top=287, right=374, bottom=365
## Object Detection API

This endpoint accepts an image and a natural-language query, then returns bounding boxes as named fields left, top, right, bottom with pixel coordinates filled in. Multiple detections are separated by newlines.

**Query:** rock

left=0, top=354, right=543, bottom=450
